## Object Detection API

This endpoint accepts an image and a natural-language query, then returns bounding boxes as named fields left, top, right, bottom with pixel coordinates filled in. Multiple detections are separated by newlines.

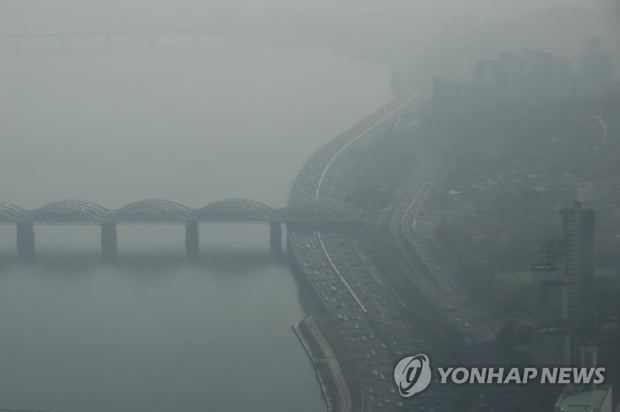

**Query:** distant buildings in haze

left=432, top=37, right=616, bottom=111
left=531, top=201, right=596, bottom=368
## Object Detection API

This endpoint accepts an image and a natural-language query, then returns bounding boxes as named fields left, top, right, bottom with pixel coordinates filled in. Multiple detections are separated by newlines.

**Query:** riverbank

left=285, top=97, right=414, bottom=412
left=292, top=316, right=352, bottom=412
left=288, top=241, right=362, bottom=412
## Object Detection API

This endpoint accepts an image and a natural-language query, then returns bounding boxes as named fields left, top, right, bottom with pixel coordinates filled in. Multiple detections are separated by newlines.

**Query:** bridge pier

left=270, top=222, right=282, bottom=259
left=185, top=221, right=199, bottom=259
left=101, top=222, right=118, bottom=261
left=16, top=222, right=35, bottom=261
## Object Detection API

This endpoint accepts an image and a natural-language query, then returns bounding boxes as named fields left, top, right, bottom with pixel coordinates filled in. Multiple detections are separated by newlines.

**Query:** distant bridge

left=0, top=198, right=365, bottom=261
left=0, top=29, right=215, bottom=54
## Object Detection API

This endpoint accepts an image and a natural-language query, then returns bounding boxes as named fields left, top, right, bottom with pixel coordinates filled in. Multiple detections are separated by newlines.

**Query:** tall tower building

left=579, top=37, right=614, bottom=97
left=531, top=203, right=596, bottom=366
left=531, top=240, right=570, bottom=366
left=559, top=201, right=595, bottom=339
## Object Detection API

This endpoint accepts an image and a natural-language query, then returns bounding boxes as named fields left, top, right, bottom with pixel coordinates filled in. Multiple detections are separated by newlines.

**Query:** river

left=0, top=38, right=391, bottom=411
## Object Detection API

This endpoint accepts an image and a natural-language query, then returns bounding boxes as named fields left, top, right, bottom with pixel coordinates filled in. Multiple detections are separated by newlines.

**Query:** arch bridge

left=0, top=198, right=365, bottom=261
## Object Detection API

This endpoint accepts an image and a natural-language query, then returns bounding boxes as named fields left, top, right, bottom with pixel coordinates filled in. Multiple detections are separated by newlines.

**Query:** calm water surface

left=0, top=39, right=391, bottom=412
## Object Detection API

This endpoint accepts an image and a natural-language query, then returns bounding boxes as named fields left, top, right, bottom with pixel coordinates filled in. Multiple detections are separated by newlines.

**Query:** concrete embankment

left=292, top=316, right=352, bottom=412
left=288, top=243, right=360, bottom=412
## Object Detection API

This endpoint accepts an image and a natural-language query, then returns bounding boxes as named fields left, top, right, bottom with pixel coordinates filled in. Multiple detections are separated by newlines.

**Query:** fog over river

left=0, top=40, right=391, bottom=411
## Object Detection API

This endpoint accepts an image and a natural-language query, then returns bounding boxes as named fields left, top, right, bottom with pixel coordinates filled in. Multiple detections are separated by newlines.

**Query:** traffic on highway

left=288, top=97, right=452, bottom=411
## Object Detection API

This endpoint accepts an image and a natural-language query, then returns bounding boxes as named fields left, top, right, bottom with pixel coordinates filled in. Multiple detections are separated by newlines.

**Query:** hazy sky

left=2, top=0, right=615, bottom=31
left=3, top=0, right=617, bottom=68
left=1, top=0, right=617, bottom=209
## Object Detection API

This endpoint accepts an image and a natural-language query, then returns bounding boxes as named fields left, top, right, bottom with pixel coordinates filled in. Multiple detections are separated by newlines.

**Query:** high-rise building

left=466, top=47, right=578, bottom=108
left=531, top=203, right=596, bottom=366
left=559, top=201, right=595, bottom=341
left=520, top=48, right=554, bottom=102
left=551, top=56, right=577, bottom=100
left=531, top=240, right=571, bottom=366
left=579, top=37, right=614, bottom=97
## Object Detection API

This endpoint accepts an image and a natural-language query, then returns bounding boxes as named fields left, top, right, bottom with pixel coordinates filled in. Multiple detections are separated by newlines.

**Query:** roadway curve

left=389, top=170, right=456, bottom=298
left=311, top=98, right=420, bottom=315
left=288, top=96, right=453, bottom=412
left=388, top=155, right=497, bottom=345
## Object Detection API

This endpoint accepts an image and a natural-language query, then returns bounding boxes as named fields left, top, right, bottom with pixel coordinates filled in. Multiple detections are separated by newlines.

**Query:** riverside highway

left=389, top=155, right=498, bottom=345
left=311, top=97, right=419, bottom=316
left=288, top=96, right=453, bottom=411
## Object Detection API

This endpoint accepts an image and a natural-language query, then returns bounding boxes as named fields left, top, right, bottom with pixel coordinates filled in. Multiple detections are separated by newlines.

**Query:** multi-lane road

left=288, top=96, right=453, bottom=411
left=286, top=85, right=536, bottom=411
left=388, top=156, right=498, bottom=345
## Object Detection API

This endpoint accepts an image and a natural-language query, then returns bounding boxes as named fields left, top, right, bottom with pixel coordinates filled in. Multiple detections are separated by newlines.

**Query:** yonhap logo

left=393, top=353, right=606, bottom=399
left=393, top=354, right=432, bottom=397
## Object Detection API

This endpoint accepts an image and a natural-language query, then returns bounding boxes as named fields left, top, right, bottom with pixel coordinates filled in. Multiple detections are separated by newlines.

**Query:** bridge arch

left=112, top=199, right=192, bottom=223
left=192, top=198, right=276, bottom=223
left=0, top=203, right=27, bottom=223
left=26, top=200, right=111, bottom=223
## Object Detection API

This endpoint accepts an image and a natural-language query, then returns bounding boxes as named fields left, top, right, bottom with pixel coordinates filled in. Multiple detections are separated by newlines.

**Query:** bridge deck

left=0, top=198, right=365, bottom=225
